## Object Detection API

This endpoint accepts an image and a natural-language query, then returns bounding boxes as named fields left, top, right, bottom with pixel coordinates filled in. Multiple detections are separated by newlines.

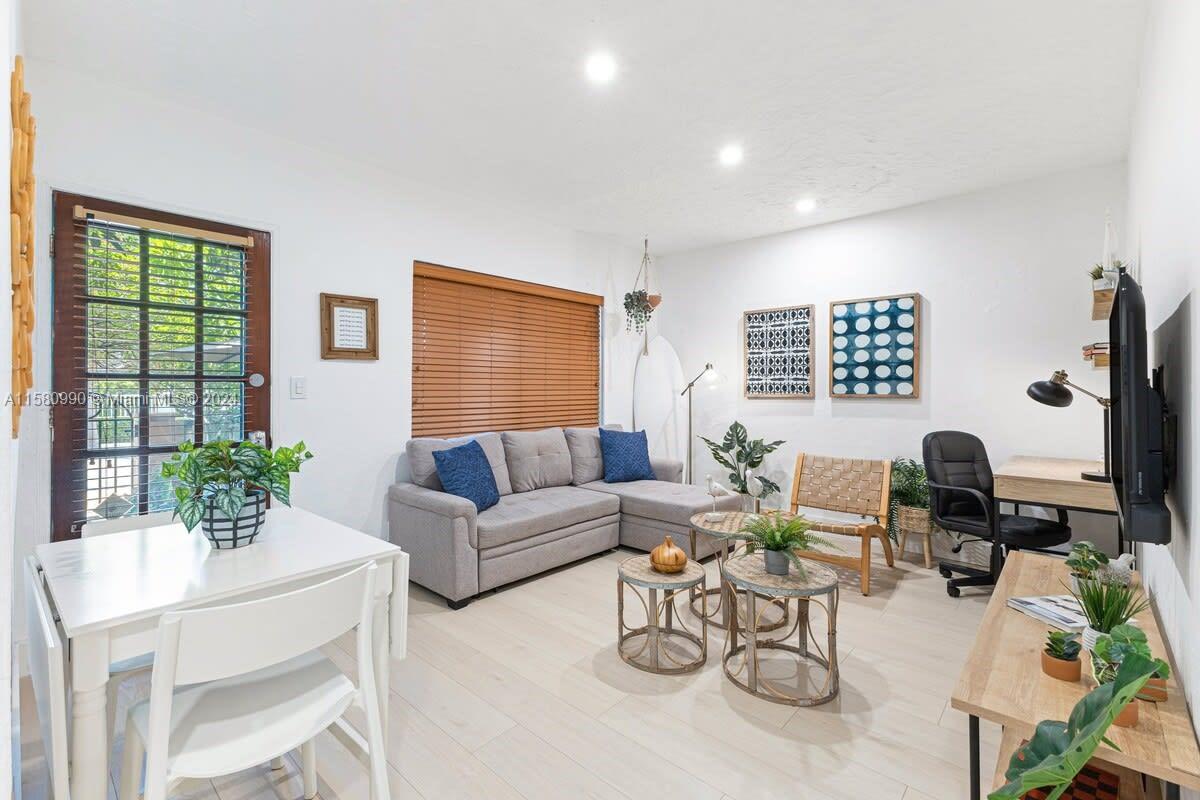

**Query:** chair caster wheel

left=939, top=566, right=952, bottom=579
left=946, top=585, right=961, bottom=598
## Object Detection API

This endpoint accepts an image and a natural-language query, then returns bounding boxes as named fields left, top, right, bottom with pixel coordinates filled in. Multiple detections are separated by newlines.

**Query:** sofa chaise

left=388, top=425, right=741, bottom=608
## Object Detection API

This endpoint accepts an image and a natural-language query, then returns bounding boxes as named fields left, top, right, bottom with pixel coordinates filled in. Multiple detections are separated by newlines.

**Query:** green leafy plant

left=990, top=652, right=1162, bottom=799
left=1089, top=264, right=1106, bottom=280
left=699, top=421, right=785, bottom=496
left=708, top=512, right=838, bottom=578
left=1091, top=624, right=1169, bottom=685
left=161, top=439, right=313, bottom=531
left=623, top=289, right=654, bottom=332
left=1064, top=540, right=1109, bottom=580
left=1069, top=578, right=1150, bottom=635
left=1044, top=630, right=1081, bottom=662
left=886, top=457, right=930, bottom=540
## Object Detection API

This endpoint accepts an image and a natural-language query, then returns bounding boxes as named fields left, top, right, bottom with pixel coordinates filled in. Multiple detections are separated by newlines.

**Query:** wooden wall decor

left=11, top=55, right=36, bottom=437
left=320, top=292, right=378, bottom=360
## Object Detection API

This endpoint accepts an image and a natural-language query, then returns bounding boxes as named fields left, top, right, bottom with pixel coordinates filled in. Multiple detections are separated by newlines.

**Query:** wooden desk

left=35, top=507, right=409, bottom=800
left=952, top=551, right=1200, bottom=799
left=993, top=455, right=1117, bottom=514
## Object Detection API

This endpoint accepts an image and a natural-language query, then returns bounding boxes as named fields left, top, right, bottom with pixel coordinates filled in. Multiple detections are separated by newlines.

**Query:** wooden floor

left=20, top=543, right=1003, bottom=800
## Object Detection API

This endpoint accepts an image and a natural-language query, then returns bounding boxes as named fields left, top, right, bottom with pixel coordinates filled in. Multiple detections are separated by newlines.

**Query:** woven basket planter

left=896, top=505, right=934, bottom=534
left=200, top=489, right=267, bottom=549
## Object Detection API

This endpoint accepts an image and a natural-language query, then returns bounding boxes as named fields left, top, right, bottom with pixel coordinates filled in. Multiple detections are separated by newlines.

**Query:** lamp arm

left=680, top=363, right=714, bottom=396
left=1061, top=377, right=1111, bottom=407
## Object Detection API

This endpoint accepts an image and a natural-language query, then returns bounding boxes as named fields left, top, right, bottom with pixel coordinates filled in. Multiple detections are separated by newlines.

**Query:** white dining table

left=34, top=506, right=409, bottom=800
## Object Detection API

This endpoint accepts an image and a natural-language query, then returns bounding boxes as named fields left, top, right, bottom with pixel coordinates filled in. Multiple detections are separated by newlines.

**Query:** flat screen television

left=1107, top=270, right=1171, bottom=543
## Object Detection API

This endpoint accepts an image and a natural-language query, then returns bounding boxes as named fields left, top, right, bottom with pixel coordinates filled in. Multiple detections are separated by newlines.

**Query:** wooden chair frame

left=788, top=453, right=895, bottom=595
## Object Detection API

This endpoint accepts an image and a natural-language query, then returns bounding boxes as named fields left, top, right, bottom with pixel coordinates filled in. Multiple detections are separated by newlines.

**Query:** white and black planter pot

left=200, top=489, right=267, bottom=549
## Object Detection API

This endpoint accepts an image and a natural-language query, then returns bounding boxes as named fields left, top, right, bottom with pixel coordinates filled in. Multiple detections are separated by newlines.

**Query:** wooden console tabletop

left=993, top=455, right=1116, bottom=513
left=952, top=551, right=1200, bottom=792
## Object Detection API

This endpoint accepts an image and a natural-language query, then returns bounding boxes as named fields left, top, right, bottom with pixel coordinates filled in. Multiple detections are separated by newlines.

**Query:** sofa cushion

left=582, top=479, right=737, bottom=527
left=475, top=486, right=620, bottom=550
left=432, top=440, right=500, bottom=512
left=563, top=424, right=622, bottom=485
left=599, top=428, right=656, bottom=482
left=407, top=432, right=513, bottom=496
left=502, top=428, right=572, bottom=492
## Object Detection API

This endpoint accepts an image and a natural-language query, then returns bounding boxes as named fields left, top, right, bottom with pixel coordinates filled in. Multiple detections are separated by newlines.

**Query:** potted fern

left=161, top=439, right=313, bottom=549
left=887, top=457, right=931, bottom=540
left=708, top=511, right=838, bottom=577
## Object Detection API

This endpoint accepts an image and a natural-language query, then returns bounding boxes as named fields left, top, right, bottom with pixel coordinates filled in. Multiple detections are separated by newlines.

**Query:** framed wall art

left=320, top=292, right=379, bottom=360
left=829, top=293, right=920, bottom=398
left=743, top=304, right=814, bottom=398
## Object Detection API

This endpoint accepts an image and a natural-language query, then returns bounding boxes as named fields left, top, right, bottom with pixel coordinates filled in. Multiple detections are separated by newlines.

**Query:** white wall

left=16, top=58, right=642, bottom=563
left=1126, top=2, right=1200, bottom=793
left=654, top=163, right=1125, bottom=551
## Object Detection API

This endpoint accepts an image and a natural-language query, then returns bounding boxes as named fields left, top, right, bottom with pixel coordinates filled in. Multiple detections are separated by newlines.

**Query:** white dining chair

left=24, top=556, right=71, bottom=800
left=81, top=511, right=175, bottom=741
left=118, top=561, right=390, bottom=800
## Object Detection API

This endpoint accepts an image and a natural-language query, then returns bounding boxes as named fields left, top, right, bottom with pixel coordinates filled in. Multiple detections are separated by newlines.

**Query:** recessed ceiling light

left=795, top=197, right=818, bottom=214
left=718, top=144, right=744, bottom=167
left=585, top=51, right=617, bottom=84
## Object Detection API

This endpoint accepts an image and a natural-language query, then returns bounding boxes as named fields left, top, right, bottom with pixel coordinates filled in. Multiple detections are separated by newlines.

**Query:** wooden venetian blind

left=412, top=262, right=602, bottom=438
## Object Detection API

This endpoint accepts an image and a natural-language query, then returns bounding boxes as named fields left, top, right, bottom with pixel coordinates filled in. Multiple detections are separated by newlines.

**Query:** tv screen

left=1107, top=270, right=1171, bottom=544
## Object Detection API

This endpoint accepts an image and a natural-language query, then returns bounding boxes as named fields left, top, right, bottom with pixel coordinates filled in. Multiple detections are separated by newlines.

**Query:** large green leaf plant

left=161, top=440, right=313, bottom=531
left=699, top=421, right=785, bottom=496
left=990, top=652, right=1167, bottom=800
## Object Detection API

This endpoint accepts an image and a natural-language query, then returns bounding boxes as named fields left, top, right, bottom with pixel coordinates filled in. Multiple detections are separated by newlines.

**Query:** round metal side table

left=721, top=550, right=840, bottom=706
left=688, top=511, right=789, bottom=633
left=617, top=556, right=707, bottom=674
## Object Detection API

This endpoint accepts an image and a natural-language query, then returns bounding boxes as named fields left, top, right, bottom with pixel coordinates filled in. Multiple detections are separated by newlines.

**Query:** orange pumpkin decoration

left=650, top=535, right=687, bottom=573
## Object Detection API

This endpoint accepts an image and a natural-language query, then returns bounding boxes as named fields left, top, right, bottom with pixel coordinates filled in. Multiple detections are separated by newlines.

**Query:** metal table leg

left=969, top=714, right=980, bottom=800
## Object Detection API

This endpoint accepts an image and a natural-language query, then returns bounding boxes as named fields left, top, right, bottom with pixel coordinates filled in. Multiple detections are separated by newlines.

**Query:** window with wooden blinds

left=50, top=192, right=271, bottom=540
left=412, top=262, right=602, bottom=438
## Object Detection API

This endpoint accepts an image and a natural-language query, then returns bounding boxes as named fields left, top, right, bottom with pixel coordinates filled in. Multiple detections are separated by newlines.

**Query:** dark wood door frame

left=50, top=191, right=271, bottom=541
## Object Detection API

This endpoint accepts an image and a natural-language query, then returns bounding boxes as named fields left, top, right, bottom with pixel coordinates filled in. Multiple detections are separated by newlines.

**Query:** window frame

left=50, top=191, right=271, bottom=541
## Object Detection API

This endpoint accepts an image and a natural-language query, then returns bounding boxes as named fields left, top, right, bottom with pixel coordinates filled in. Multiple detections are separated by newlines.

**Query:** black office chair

left=922, top=431, right=1072, bottom=597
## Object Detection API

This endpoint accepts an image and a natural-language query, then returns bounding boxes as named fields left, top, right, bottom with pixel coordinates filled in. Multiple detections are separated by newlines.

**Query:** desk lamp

left=1026, top=369, right=1111, bottom=482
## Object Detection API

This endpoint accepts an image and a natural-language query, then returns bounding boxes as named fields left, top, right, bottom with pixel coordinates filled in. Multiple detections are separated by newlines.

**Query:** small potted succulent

left=1069, top=578, right=1150, bottom=652
left=161, top=439, right=313, bottom=549
left=1064, top=540, right=1109, bottom=592
left=1041, top=630, right=1082, bottom=683
left=1092, top=624, right=1170, bottom=710
left=710, top=511, right=838, bottom=577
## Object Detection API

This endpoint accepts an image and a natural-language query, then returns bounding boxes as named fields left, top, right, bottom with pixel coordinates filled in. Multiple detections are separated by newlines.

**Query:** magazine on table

left=1007, top=594, right=1089, bottom=631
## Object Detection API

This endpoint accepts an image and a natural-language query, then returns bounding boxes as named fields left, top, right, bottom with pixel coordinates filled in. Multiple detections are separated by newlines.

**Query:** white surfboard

left=632, top=335, right=686, bottom=463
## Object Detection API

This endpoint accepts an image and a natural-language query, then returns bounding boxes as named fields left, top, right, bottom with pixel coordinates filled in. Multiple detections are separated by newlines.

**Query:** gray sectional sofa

left=388, top=425, right=741, bottom=608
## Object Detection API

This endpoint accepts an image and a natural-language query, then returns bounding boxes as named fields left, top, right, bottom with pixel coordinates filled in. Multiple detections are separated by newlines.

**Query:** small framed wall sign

left=743, top=304, right=814, bottom=398
left=320, top=293, right=378, bottom=360
left=829, top=293, right=921, bottom=398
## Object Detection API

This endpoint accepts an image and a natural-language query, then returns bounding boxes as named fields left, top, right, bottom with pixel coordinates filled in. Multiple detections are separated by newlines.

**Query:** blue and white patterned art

left=829, top=294, right=920, bottom=398
left=744, top=304, right=813, bottom=398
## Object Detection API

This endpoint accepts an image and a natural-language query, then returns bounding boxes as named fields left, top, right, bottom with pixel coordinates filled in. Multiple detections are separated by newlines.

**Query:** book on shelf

left=1007, top=594, right=1088, bottom=631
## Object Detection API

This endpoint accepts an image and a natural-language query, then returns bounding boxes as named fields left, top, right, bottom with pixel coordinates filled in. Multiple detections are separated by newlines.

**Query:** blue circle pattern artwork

left=830, top=295, right=919, bottom=397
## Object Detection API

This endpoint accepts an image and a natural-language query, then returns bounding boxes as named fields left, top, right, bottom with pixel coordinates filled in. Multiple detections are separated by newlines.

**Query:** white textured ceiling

left=26, top=0, right=1146, bottom=252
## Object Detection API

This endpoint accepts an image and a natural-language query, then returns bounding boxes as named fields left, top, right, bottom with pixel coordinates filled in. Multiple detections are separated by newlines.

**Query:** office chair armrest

left=925, top=481, right=994, bottom=526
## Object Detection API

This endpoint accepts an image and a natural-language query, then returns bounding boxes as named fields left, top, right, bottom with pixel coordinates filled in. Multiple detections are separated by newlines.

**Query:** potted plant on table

left=1069, top=578, right=1150, bottom=652
left=699, top=421, right=785, bottom=512
left=1064, top=540, right=1109, bottom=592
left=990, top=652, right=1165, bottom=799
left=161, top=439, right=313, bottom=549
left=1092, top=624, right=1171, bottom=709
left=709, top=511, right=838, bottom=577
left=1041, top=630, right=1082, bottom=683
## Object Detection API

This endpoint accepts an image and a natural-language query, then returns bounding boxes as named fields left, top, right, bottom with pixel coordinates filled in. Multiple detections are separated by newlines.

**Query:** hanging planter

left=625, top=239, right=661, bottom=339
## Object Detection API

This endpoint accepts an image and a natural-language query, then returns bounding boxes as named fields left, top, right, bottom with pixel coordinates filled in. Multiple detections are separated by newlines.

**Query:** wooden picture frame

left=828, top=292, right=921, bottom=399
left=743, top=303, right=814, bottom=399
left=320, top=293, right=378, bottom=360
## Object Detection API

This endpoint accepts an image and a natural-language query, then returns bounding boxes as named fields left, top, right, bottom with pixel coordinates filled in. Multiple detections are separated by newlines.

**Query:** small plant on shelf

left=1065, top=540, right=1109, bottom=582
left=708, top=511, right=838, bottom=577
left=1070, top=578, right=1150, bottom=650
left=1088, top=264, right=1106, bottom=281
left=1089, top=624, right=1169, bottom=727
left=1041, top=630, right=1082, bottom=682
left=886, top=457, right=930, bottom=541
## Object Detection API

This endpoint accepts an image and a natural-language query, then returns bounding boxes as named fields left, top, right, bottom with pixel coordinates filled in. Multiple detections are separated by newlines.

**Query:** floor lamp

left=681, top=362, right=717, bottom=484
left=1026, top=369, right=1112, bottom=482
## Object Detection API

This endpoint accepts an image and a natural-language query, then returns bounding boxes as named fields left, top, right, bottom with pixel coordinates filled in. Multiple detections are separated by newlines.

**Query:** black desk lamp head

left=1026, top=369, right=1111, bottom=482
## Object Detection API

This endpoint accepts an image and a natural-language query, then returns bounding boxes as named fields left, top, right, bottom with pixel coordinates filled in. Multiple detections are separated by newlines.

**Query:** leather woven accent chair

left=922, top=431, right=1072, bottom=597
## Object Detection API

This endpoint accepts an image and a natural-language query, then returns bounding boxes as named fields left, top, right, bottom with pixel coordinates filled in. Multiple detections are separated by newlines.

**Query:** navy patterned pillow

left=599, top=428, right=656, bottom=483
left=433, top=440, right=500, bottom=512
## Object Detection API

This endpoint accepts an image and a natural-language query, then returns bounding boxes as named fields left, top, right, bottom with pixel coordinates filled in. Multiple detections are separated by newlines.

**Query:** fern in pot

left=887, top=457, right=931, bottom=541
left=709, top=512, right=838, bottom=577
left=161, top=439, right=313, bottom=549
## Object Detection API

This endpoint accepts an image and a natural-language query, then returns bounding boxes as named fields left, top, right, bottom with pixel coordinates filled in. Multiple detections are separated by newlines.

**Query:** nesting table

left=617, top=555, right=708, bottom=674
left=722, top=550, right=840, bottom=706
left=688, top=511, right=789, bottom=632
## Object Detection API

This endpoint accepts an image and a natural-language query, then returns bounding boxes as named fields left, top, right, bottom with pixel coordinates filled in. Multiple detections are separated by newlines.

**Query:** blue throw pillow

left=599, top=428, right=656, bottom=483
left=433, top=440, right=500, bottom=512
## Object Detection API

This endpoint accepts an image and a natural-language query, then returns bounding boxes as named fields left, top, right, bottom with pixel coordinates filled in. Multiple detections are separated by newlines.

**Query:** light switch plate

left=290, top=376, right=307, bottom=399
